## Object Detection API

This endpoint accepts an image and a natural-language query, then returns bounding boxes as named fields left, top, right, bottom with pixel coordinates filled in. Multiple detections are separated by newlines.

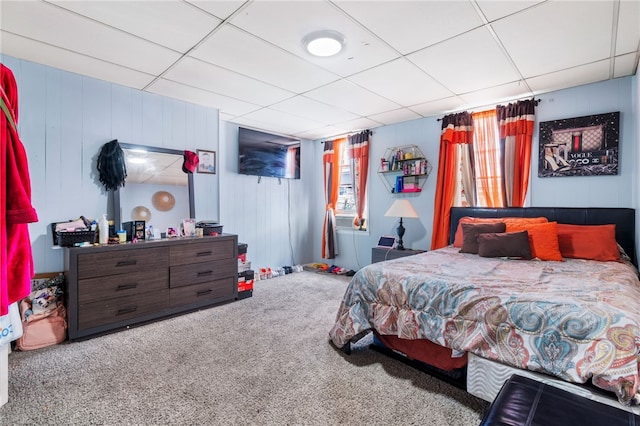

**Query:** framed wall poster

left=538, top=111, right=620, bottom=178
left=197, top=149, right=216, bottom=174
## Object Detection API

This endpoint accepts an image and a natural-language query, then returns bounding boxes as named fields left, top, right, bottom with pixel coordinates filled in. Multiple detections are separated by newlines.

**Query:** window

left=335, top=144, right=367, bottom=230
left=453, top=110, right=504, bottom=208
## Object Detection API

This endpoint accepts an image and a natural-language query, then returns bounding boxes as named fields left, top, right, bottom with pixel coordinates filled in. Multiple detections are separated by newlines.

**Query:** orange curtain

left=322, top=138, right=345, bottom=259
left=431, top=112, right=473, bottom=250
left=347, top=130, right=370, bottom=229
left=472, top=110, right=503, bottom=207
left=497, top=99, right=537, bottom=207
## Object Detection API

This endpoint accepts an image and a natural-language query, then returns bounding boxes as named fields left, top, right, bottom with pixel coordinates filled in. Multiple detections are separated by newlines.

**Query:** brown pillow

left=478, top=231, right=533, bottom=259
left=460, top=222, right=506, bottom=254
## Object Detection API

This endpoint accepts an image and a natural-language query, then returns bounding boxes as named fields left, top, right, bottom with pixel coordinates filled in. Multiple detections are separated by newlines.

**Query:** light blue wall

left=4, top=52, right=638, bottom=274
left=311, top=76, right=639, bottom=271
left=2, top=55, right=219, bottom=274
left=218, top=122, right=314, bottom=271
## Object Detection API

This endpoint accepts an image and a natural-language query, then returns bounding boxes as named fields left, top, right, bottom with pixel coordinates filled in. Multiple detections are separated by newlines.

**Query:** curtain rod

left=436, top=97, right=541, bottom=121
left=320, top=128, right=373, bottom=143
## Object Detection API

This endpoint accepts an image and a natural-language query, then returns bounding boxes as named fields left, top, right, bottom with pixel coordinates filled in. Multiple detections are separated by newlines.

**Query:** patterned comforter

left=329, top=246, right=640, bottom=404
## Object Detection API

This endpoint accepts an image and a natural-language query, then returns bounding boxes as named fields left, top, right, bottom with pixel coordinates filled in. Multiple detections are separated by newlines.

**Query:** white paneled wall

left=2, top=55, right=219, bottom=274
left=311, top=77, right=638, bottom=272
left=531, top=78, right=635, bottom=207
left=2, top=54, right=638, bottom=275
left=219, top=122, right=314, bottom=271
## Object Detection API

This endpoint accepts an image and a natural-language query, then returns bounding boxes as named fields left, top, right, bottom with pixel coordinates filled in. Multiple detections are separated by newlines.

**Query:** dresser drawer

left=78, top=289, right=170, bottom=330
left=169, top=277, right=235, bottom=307
left=169, top=239, right=235, bottom=266
left=170, top=258, right=237, bottom=288
left=77, top=247, right=168, bottom=279
left=77, top=268, right=169, bottom=305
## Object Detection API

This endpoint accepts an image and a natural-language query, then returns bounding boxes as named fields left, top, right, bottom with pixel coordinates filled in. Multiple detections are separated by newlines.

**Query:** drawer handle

left=197, top=270, right=213, bottom=277
left=197, top=289, right=212, bottom=297
left=196, top=251, right=212, bottom=257
left=116, top=283, right=137, bottom=291
left=116, top=306, right=137, bottom=316
left=116, top=260, right=137, bottom=267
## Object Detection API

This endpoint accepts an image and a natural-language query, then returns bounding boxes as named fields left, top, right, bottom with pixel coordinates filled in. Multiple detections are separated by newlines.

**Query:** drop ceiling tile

left=240, top=108, right=326, bottom=134
left=614, top=53, right=638, bottom=78
left=186, top=0, right=248, bottom=20
left=191, top=25, right=340, bottom=93
left=616, top=0, right=640, bottom=55
left=492, top=1, right=613, bottom=78
left=0, top=32, right=156, bottom=89
left=229, top=116, right=305, bottom=138
left=47, top=0, right=222, bottom=53
left=220, top=112, right=236, bottom=122
left=408, top=27, right=520, bottom=95
left=368, top=108, right=422, bottom=126
left=410, top=96, right=468, bottom=118
left=334, top=117, right=383, bottom=132
left=304, top=79, right=400, bottom=116
left=334, top=1, right=483, bottom=54
left=348, top=58, right=454, bottom=106
left=474, top=1, right=545, bottom=22
left=164, top=57, right=294, bottom=106
left=457, top=82, right=534, bottom=110
left=526, top=60, right=611, bottom=94
left=147, top=78, right=261, bottom=116
left=1, top=1, right=181, bottom=75
left=270, top=96, right=359, bottom=124
left=296, top=126, right=349, bottom=141
left=228, top=1, right=399, bottom=77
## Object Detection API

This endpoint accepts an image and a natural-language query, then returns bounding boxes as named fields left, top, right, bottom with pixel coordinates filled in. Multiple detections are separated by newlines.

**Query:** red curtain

left=347, top=130, right=370, bottom=229
left=497, top=99, right=537, bottom=207
left=322, top=138, right=345, bottom=259
left=431, top=112, right=473, bottom=250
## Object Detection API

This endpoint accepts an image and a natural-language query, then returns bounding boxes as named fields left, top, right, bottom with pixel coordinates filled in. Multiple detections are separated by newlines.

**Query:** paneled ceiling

left=1, top=0, right=639, bottom=140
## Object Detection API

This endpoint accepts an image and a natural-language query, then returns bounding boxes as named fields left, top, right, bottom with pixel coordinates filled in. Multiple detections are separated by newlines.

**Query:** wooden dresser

left=65, top=234, right=238, bottom=340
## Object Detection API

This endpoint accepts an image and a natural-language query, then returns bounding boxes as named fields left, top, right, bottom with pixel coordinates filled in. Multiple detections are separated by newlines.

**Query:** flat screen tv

left=238, top=127, right=301, bottom=179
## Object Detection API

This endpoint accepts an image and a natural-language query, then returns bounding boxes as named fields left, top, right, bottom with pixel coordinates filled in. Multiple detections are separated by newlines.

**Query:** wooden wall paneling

left=141, top=92, right=163, bottom=148
left=111, top=84, right=133, bottom=142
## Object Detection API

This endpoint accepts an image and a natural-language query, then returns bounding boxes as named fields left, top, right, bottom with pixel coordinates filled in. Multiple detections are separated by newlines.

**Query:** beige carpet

left=1, top=271, right=487, bottom=425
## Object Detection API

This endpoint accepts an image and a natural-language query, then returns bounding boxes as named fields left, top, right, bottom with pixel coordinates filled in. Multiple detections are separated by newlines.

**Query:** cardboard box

left=238, top=261, right=251, bottom=272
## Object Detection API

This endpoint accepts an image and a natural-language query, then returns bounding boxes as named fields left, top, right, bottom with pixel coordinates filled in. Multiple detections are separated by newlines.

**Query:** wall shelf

left=378, top=144, right=432, bottom=194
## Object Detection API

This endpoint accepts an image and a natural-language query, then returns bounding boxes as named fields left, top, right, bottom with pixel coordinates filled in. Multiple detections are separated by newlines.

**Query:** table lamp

left=384, top=199, right=419, bottom=250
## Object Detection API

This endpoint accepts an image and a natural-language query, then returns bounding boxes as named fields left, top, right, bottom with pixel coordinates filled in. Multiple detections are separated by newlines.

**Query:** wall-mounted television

left=238, top=127, right=301, bottom=179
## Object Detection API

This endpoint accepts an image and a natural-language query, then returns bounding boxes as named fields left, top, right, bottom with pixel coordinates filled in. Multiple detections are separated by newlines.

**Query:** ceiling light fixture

left=303, top=30, right=346, bottom=57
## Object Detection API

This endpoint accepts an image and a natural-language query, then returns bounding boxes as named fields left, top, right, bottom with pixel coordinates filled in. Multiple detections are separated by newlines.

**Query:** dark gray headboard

left=449, top=207, right=636, bottom=267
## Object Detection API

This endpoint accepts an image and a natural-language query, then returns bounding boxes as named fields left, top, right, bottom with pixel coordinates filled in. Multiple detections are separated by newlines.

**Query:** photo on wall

left=538, top=111, right=619, bottom=178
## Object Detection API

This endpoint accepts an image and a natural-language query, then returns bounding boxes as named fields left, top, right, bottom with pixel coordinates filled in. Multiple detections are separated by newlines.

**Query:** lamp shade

left=384, top=199, right=419, bottom=218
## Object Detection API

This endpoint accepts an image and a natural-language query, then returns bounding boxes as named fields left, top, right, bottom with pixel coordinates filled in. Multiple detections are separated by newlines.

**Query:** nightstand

left=371, top=247, right=427, bottom=263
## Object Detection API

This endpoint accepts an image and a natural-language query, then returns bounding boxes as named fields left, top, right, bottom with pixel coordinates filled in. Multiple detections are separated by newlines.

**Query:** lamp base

left=396, top=218, right=405, bottom=250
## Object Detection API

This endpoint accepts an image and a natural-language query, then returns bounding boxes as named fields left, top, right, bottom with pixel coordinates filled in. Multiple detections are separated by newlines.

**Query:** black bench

left=480, top=374, right=640, bottom=426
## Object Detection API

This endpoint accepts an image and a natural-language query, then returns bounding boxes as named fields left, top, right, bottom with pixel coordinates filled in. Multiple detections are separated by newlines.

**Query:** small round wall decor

left=152, top=191, right=175, bottom=212
left=132, top=206, right=151, bottom=222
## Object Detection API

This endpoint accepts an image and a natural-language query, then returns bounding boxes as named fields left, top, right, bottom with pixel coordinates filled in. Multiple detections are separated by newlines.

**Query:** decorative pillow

left=477, top=231, right=533, bottom=259
left=459, top=222, right=506, bottom=254
left=453, top=216, right=548, bottom=247
left=505, top=221, right=562, bottom=261
left=556, top=224, right=620, bottom=261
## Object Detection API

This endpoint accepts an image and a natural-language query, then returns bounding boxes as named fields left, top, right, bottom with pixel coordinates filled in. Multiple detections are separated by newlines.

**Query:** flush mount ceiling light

left=303, top=30, right=346, bottom=57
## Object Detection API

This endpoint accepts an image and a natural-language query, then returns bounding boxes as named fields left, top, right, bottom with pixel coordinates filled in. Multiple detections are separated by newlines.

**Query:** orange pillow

left=453, top=216, right=548, bottom=247
left=556, top=224, right=620, bottom=261
left=505, top=221, right=562, bottom=261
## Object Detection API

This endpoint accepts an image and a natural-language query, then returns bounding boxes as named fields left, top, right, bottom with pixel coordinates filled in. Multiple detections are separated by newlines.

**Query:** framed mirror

left=113, top=143, right=195, bottom=238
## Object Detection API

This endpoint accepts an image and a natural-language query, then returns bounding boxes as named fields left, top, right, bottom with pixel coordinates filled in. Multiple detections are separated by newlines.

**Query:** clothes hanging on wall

left=1, top=63, right=38, bottom=316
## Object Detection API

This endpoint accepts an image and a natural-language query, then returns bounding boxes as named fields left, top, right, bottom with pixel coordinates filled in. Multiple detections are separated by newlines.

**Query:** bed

left=329, top=207, right=640, bottom=410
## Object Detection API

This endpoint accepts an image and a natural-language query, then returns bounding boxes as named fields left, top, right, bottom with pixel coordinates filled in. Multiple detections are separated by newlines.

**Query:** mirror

left=113, top=143, right=195, bottom=238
